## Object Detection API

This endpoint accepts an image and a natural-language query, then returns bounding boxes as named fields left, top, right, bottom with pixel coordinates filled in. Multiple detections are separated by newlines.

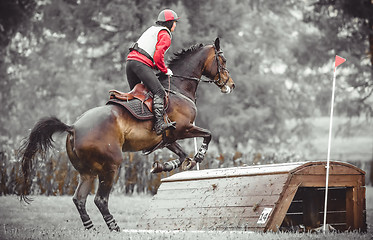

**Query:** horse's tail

left=18, top=116, right=73, bottom=203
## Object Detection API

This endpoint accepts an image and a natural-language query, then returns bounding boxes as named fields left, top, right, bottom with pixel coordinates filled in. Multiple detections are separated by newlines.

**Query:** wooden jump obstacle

left=138, top=161, right=366, bottom=232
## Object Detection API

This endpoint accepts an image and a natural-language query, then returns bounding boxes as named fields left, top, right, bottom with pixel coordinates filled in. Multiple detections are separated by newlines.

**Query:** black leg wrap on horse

left=104, top=215, right=120, bottom=232
left=82, top=217, right=94, bottom=230
left=163, top=159, right=181, bottom=172
left=73, top=198, right=94, bottom=230
left=195, top=143, right=208, bottom=163
left=153, top=93, right=176, bottom=135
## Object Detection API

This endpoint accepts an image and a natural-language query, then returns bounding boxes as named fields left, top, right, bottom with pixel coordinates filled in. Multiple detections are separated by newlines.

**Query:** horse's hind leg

left=95, top=169, right=120, bottom=232
left=73, top=174, right=96, bottom=230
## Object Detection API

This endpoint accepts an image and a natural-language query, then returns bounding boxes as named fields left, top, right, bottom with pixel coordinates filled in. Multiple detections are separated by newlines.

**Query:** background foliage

left=0, top=0, right=372, bottom=195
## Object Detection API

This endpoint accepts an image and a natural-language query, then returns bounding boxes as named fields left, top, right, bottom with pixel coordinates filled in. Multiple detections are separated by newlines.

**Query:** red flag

left=335, top=55, right=346, bottom=68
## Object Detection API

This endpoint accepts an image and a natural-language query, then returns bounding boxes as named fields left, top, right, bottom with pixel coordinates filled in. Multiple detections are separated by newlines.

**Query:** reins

left=166, top=75, right=197, bottom=104
left=166, top=88, right=196, bottom=105
left=171, top=75, right=215, bottom=83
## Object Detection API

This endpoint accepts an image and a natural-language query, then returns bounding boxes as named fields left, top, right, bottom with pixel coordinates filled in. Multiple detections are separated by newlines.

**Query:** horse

left=18, top=38, right=235, bottom=231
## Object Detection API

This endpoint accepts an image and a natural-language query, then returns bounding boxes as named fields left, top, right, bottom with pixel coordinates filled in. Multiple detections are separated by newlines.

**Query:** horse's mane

left=168, top=43, right=205, bottom=68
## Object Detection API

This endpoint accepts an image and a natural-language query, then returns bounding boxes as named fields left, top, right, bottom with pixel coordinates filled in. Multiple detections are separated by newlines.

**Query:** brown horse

left=18, top=38, right=234, bottom=231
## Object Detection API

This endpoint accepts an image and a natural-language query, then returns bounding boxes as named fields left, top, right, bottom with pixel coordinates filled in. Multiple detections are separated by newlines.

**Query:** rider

left=126, top=9, right=179, bottom=135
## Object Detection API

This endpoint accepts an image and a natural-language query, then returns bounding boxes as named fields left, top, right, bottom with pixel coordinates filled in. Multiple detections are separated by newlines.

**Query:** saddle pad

left=106, top=98, right=154, bottom=120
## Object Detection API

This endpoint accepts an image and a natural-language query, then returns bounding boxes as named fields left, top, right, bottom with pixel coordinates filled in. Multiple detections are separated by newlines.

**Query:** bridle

left=212, top=47, right=230, bottom=88
left=172, top=45, right=230, bottom=88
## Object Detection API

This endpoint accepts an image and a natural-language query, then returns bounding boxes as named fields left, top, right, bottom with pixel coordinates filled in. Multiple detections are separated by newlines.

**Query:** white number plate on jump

left=257, top=208, right=273, bottom=224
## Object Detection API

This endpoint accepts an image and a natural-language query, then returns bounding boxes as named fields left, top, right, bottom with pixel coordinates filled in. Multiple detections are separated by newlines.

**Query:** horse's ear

left=214, top=38, right=220, bottom=51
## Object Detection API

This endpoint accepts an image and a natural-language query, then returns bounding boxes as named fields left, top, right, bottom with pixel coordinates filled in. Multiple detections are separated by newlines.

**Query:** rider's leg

left=126, top=60, right=175, bottom=134
left=125, top=60, right=142, bottom=89
left=152, top=89, right=176, bottom=135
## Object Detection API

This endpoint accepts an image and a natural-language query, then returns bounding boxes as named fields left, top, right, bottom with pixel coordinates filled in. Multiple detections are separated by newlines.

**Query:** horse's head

left=203, top=38, right=235, bottom=94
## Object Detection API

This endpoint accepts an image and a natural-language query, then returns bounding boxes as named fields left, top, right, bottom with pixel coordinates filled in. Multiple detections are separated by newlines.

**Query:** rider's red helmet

left=157, top=9, right=180, bottom=22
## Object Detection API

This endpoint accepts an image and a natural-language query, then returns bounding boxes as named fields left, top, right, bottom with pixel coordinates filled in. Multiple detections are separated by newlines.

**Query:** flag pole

left=323, top=55, right=346, bottom=233
left=322, top=67, right=336, bottom=233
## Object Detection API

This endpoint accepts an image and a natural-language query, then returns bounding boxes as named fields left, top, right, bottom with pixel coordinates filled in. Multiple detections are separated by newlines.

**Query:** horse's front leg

left=151, top=125, right=211, bottom=173
left=151, top=142, right=192, bottom=173
left=184, top=125, right=212, bottom=164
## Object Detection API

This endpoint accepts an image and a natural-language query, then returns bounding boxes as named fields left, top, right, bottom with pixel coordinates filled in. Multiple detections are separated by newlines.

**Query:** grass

left=0, top=187, right=372, bottom=240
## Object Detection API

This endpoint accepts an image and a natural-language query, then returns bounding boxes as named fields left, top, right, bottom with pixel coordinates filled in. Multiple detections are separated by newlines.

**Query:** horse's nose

left=228, top=78, right=235, bottom=90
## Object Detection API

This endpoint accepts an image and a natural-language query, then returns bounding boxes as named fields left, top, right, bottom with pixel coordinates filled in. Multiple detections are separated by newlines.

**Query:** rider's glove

left=166, top=68, right=173, bottom=76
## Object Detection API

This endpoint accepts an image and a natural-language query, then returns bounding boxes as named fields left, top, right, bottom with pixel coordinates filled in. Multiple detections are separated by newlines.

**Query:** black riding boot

left=153, top=93, right=176, bottom=135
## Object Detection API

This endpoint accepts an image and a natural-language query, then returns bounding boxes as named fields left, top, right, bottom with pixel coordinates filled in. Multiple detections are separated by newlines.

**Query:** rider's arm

left=154, top=30, right=171, bottom=73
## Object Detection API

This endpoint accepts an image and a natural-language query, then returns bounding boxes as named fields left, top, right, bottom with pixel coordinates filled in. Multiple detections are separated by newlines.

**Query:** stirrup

left=165, top=121, right=176, bottom=129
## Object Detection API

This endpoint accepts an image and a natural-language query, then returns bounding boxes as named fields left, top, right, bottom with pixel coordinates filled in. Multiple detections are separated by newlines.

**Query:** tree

left=302, top=0, right=373, bottom=117
left=195, top=0, right=316, bottom=150
left=3, top=0, right=371, bottom=155
left=0, top=0, right=36, bottom=148
left=2, top=0, right=193, bottom=144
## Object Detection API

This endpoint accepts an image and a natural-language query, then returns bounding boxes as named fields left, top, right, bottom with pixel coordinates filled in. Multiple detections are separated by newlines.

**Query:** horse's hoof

left=182, top=158, right=196, bottom=171
left=151, top=161, right=164, bottom=173
left=112, top=226, right=120, bottom=232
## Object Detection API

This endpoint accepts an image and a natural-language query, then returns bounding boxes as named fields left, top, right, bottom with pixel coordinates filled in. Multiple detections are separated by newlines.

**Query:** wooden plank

left=344, top=178, right=366, bottom=231
left=294, top=164, right=363, bottom=175
left=141, top=205, right=276, bottom=220
left=162, top=162, right=306, bottom=182
left=199, top=215, right=271, bottom=229
left=142, top=206, right=273, bottom=226
left=155, top=180, right=286, bottom=200
left=346, top=187, right=354, bottom=229
left=291, top=161, right=366, bottom=176
left=155, top=187, right=281, bottom=200
left=139, top=214, right=271, bottom=231
left=290, top=174, right=362, bottom=187
left=158, top=174, right=288, bottom=192
left=151, top=194, right=280, bottom=209
left=359, top=186, right=367, bottom=231
left=356, top=185, right=366, bottom=231
left=266, top=181, right=298, bottom=232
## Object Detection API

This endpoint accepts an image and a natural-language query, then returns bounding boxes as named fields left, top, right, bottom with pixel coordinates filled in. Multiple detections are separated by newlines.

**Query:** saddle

left=109, top=84, right=153, bottom=112
left=107, top=84, right=168, bottom=121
